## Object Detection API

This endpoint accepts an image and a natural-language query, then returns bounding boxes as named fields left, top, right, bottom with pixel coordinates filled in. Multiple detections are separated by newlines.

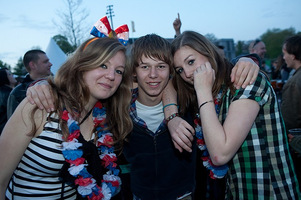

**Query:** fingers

left=177, top=13, right=180, bottom=19
left=40, top=84, right=55, bottom=112
left=237, top=66, right=251, bottom=89
left=173, top=140, right=183, bottom=153
left=168, top=117, right=195, bottom=152
left=26, top=86, right=44, bottom=109
left=241, top=66, right=257, bottom=88
left=26, top=88, right=35, bottom=105
left=232, top=57, right=260, bottom=89
left=173, top=137, right=192, bottom=153
left=26, top=84, right=54, bottom=112
left=249, top=64, right=259, bottom=85
left=232, top=64, right=244, bottom=89
left=230, top=66, right=237, bottom=83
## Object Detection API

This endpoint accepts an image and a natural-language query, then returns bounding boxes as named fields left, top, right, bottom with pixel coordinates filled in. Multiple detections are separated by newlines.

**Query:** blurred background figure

left=271, top=56, right=281, bottom=80
left=0, top=68, right=17, bottom=134
left=7, top=50, right=52, bottom=118
left=249, top=39, right=267, bottom=62
left=280, top=35, right=301, bottom=190
left=173, top=13, right=181, bottom=38
left=281, top=35, right=301, bottom=132
left=249, top=39, right=271, bottom=76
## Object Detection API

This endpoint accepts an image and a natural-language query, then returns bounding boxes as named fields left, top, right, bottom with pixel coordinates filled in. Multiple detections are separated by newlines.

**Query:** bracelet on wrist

left=199, top=100, right=213, bottom=110
left=163, top=103, right=178, bottom=112
left=165, top=113, right=179, bottom=124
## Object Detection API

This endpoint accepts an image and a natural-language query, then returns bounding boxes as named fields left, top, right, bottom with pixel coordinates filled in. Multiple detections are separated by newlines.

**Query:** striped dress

left=5, top=115, right=76, bottom=199
left=220, top=72, right=300, bottom=199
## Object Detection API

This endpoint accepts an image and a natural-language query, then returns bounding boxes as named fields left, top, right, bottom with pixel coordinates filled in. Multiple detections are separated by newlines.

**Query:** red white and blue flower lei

left=61, top=101, right=121, bottom=200
left=195, top=90, right=229, bottom=179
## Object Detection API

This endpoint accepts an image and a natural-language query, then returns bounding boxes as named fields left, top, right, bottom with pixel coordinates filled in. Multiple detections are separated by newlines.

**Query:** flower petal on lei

left=68, top=130, right=80, bottom=141
left=97, top=134, right=113, bottom=147
left=68, top=164, right=87, bottom=176
left=78, top=182, right=96, bottom=196
left=100, top=153, right=117, bottom=168
left=67, top=157, right=85, bottom=165
left=75, top=176, right=93, bottom=186
left=62, top=149, right=83, bottom=160
left=62, top=139, right=82, bottom=150
left=101, top=182, right=112, bottom=200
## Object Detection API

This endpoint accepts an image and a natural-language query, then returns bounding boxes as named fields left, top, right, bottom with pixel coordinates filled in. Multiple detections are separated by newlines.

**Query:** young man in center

left=123, top=34, right=197, bottom=200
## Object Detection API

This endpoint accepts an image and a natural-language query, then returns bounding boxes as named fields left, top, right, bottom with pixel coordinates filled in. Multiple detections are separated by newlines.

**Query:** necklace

left=195, top=89, right=229, bottom=179
left=61, top=101, right=121, bottom=199
left=78, top=107, right=93, bottom=125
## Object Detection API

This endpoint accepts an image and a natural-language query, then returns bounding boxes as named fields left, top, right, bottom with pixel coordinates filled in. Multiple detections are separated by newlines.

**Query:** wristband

left=162, top=103, right=178, bottom=111
left=165, top=113, right=179, bottom=124
left=199, top=100, right=213, bottom=110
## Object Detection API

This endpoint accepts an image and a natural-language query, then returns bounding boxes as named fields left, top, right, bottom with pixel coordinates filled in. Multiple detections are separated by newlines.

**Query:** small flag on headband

left=90, top=16, right=129, bottom=46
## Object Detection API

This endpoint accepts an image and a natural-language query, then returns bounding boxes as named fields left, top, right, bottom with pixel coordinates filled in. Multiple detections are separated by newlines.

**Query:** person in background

left=248, top=39, right=272, bottom=76
left=217, top=45, right=225, bottom=58
left=0, top=37, right=133, bottom=199
left=248, top=39, right=267, bottom=63
left=271, top=56, right=282, bottom=80
left=171, top=30, right=300, bottom=199
left=281, top=35, right=301, bottom=190
left=173, top=13, right=182, bottom=38
left=0, top=68, right=17, bottom=133
left=7, top=49, right=52, bottom=118
left=281, top=35, right=301, bottom=132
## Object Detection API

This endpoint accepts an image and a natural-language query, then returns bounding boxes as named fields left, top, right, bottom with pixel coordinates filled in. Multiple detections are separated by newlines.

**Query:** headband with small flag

left=90, top=16, right=129, bottom=46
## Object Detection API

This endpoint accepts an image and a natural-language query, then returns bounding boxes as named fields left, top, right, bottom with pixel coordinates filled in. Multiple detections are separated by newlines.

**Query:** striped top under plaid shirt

left=5, top=114, right=76, bottom=200
left=219, top=72, right=300, bottom=199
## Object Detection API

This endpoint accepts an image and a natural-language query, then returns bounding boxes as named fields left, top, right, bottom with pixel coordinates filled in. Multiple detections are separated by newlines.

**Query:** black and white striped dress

left=6, top=115, right=77, bottom=199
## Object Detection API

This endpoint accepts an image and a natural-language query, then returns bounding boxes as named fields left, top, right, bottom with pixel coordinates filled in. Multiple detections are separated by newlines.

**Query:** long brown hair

left=171, top=31, right=234, bottom=115
left=30, top=37, right=133, bottom=147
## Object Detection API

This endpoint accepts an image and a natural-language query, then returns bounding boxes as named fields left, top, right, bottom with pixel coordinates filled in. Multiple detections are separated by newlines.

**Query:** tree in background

left=53, top=0, right=89, bottom=50
left=12, top=57, right=27, bottom=78
left=235, top=27, right=300, bottom=60
left=205, top=33, right=218, bottom=44
left=235, top=41, right=249, bottom=56
left=261, top=27, right=298, bottom=59
left=0, top=60, right=11, bottom=70
left=53, top=34, right=76, bottom=55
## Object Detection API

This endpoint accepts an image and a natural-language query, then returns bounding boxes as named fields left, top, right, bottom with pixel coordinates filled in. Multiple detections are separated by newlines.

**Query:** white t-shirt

left=136, top=101, right=164, bottom=133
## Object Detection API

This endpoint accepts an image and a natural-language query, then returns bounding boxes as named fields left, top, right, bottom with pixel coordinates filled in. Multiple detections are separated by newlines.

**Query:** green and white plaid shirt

left=219, top=72, right=300, bottom=199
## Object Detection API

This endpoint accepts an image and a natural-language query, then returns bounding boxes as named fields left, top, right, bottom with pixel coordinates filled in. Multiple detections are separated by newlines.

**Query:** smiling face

left=173, top=45, right=209, bottom=85
left=6, top=69, right=17, bottom=86
left=252, top=41, right=266, bottom=60
left=83, top=50, right=126, bottom=104
left=134, top=55, right=170, bottom=106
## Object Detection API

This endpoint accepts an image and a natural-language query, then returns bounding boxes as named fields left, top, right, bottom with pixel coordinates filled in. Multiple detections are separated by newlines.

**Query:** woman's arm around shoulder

left=195, top=62, right=261, bottom=166
left=0, top=98, right=46, bottom=197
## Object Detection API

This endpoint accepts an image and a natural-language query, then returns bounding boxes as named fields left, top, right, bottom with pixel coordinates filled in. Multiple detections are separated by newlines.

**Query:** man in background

left=281, top=35, right=301, bottom=191
left=248, top=39, right=271, bottom=76
left=7, top=49, right=52, bottom=117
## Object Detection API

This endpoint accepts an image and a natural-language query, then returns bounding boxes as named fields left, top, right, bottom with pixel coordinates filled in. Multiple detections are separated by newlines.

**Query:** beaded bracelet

left=162, top=103, right=178, bottom=112
left=165, top=113, right=179, bottom=124
left=199, top=100, right=213, bottom=110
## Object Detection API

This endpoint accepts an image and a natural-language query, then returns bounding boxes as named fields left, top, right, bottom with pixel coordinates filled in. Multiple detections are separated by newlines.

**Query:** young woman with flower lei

left=170, top=31, right=300, bottom=199
left=0, top=37, right=133, bottom=200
